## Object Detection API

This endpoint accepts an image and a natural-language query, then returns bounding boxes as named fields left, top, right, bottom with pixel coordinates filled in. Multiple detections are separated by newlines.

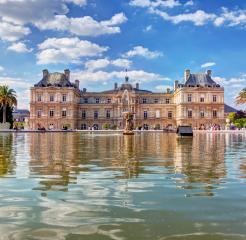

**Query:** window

left=166, top=98, right=170, bottom=104
left=62, top=109, right=67, bottom=117
left=84, top=98, right=88, bottom=104
left=154, top=99, right=158, bottom=103
left=168, top=111, right=172, bottom=119
left=107, top=98, right=111, bottom=103
left=81, top=124, right=87, bottom=130
left=144, top=111, right=148, bottom=119
left=37, top=110, right=42, bottom=118
left=106, top=110, right=111, bottom=119
left=200, top=97, right=204, bottom=102
left=188, top=110, right=192, bottom=118
left=143, top=98, right=147, bottom=104
left=213, top=110, right=217, bottom=118
left=94, top=110, right=98, bottom=119
left=82, top=110, right=86, bottom=119
left=49, top=109, right=54, bottom=118
left=62, top=94, right=67, bottom=102
left=50, top=95, right=54, bottom=102
left=95, top=98, right=100, bottom=104
left=37, top=94, right=42, bottom=102
left=156, top=110, right=160, bottom=118
left=213, top=95, right=217, bottom=102
left=200, top=111, right=205, bottom=118
left=188, top=94, right=192, bottom=102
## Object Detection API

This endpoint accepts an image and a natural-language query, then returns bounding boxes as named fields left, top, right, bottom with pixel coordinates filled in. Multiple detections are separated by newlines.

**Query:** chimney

left=207, top=70, right=212, bottom=76
left=167, top=88, right=170, bottom=93
left=64, top=69, right=70, bottom=80
left=136, top=83, right=139, bottom=89
left=42, top=69, right=49, bottom=78
left=174, top=80, right=179, bottom=90
left=114, top=82, right=118, bottom=90
left=83, top=88, right=87, bottom=93
left=75, top=80, right=80, bottom=89
left=184, top=69, right=190, bottom=81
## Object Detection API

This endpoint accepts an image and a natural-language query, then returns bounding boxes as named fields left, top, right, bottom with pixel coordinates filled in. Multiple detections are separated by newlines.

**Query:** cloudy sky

left=0, top=0, right=245, bottom=109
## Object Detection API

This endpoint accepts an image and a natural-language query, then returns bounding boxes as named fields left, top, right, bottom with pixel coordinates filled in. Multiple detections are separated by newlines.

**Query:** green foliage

left=0, top=85, right=17, bottom=124
left=228, top=112, right=237, bottom=122
left=63, top=124, right=71, bottom=130
left=234, top=118, right=246, bottom=128
left=102, top=123, right=110, bottom=130
left=154, top=124, right=161, bottom=130
left=110, top=124, right=117, bottom=130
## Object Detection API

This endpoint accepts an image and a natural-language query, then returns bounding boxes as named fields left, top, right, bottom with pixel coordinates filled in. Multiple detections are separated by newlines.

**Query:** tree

left=0, top=86, right=17, bottom=123
left=235, top=88, right=246, bottom=105
left=0, top=105, right=14, bottom=128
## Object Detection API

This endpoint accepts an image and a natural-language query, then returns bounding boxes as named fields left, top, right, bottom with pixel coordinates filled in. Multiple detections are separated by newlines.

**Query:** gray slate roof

left=224, top=104, right=238, bottom=113
left=185, top=73, right=220, bottom=87
left=35, top=72, right=75, bottom=88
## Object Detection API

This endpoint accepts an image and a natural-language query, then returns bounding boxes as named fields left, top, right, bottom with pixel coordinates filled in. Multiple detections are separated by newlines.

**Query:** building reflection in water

left=29, top=132, right=228, bottom=196
left=174, top=134, right=226, bottom=196
left=0, top=133, right=15, bottom=176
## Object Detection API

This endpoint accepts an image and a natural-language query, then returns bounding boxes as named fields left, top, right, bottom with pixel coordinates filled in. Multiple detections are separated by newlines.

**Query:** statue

left=123, top=112, right=134, bottom=135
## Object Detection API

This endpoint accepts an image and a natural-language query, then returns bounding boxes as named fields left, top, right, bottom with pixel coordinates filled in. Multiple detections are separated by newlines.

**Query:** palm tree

left=0, top=86, right=17, bottom=123
left=235, top=88, right=246, bottom=105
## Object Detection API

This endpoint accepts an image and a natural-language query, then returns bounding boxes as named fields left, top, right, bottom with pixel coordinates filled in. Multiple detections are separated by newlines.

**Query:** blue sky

left=0, top=0, right=245, bottom=109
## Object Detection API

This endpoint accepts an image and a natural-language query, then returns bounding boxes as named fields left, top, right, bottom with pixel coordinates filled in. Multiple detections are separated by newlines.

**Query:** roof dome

left=34, top=70, right=75, bottom=88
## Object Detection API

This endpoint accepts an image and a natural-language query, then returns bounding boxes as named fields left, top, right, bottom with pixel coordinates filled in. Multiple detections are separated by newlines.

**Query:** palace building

left=29, top=69, right=225, bottom=130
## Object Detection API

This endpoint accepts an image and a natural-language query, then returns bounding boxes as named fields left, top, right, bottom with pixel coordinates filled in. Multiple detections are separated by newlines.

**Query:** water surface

left=0, top=132, right=245, bottom=240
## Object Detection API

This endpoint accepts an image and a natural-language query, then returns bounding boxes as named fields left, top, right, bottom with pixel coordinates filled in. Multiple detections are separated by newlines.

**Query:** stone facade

left=29, top=69, right=225, bottom=130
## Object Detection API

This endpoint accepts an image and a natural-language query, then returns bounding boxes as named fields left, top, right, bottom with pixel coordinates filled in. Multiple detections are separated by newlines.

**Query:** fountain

left=123, top=112, right=134, bottom=135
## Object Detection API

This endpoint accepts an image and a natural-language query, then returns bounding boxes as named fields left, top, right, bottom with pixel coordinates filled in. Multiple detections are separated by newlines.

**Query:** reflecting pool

left=0, top=132, right=245, bottom=240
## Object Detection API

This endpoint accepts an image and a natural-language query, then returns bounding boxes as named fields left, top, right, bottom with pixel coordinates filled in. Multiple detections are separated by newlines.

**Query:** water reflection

left=0, top=133, right=15, bottom=175
left=0, top=132, right=245, bottom=240
left=28, top=133, right=229, bottom=194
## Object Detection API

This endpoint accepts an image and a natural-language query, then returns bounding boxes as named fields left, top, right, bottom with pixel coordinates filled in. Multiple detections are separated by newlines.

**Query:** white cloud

left=130, top=0, right=181, bottom=9
left=214, top=7, right=246, bottom=27
left=0, top=76, right=32, bottom=89
left=37, top=37, right=108, bottom=64
left=71, top=69, right=167, bottom=85
left=123, top=46, right=163, bottom=59
left=84, top=58, right=132, bottom=71
left=0, top=0, right=68, bottom=25
left=144, top=25, right=152, bottom=32
left=85, top=59, right=110, bottom=71
left=0, top=66, right=4, bottom=72
left=64, top=0, right=87, bottom=7
left=151, top=9, right=216, bottom=26
left=184, top=0, right=194, bottom=6
left=7, top=42, right=32, bottom=53
left=213, top=76, right=246, bottom=88
left=0, top=20, right=31, bottom=41
left=35, top=13, right=127, bottom=37
left=111, top=59, right=132, bottom=68
left=155, top=84, right=172, bottom=91
left=201, top=62, right=216, bottom=68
